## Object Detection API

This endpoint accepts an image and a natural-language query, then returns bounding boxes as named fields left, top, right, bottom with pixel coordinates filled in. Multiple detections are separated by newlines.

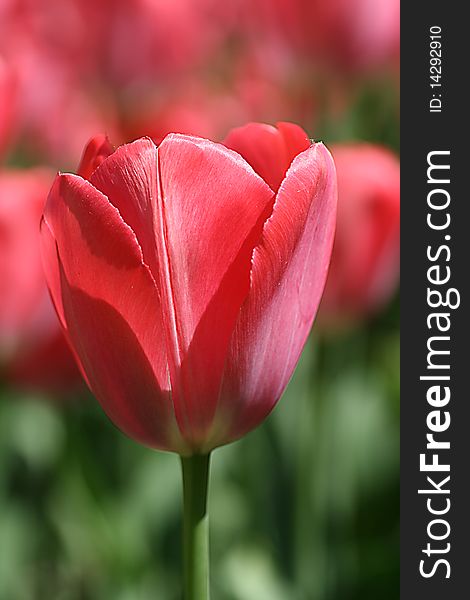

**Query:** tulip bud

left=40, top=123, right=337, bottom=453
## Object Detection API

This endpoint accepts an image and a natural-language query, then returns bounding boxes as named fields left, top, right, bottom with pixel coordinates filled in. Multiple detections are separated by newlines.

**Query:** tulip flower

left=0, top=3, right=117, bottom=166
left=319, top=143, right=400, bottom=326
left=0, top=56, right=17, bottom=158
left=40, top=123, right=337, bottom=599
left=98, top=0, right=232, bottom=86
left=250, top=0, right=399, bottom=74
left=0, top=169, right=80, bottom=390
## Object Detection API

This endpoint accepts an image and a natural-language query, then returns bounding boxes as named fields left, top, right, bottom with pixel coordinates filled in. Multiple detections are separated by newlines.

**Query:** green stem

left=181, top=453, right=211, bottom=600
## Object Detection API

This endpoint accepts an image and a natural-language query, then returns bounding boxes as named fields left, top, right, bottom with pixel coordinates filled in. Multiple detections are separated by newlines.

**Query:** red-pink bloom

left=41, top=123, right=336, bottom=454
left=320, top=144, right=400, bottom=324
left=251, top=0, right=400, bottom=74
left=98, top=0, right=231, bottom=86
left=0, top=168, right=80, bottom=389
left=17, top=58, right=117, bottom=166
left=0, top=56, right=17, bottom=157
left=0, top=2, right=118, bottom=166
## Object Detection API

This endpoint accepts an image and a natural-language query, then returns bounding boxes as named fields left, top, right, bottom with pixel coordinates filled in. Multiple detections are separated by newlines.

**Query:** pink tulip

left=0, top=2, right=118, bottom=165
left=19, top=60, right=117, bottom=166
left=0, top=168, right=80, bottom=389
left=250, top=0, right=400, bottom=74
left=0, top=56, right=17, bottom=157
left=40, top=123, right=336, bottom=454
left=320, top=143, right=400, bottom=324
left=99, top=0, right=231, bottom=86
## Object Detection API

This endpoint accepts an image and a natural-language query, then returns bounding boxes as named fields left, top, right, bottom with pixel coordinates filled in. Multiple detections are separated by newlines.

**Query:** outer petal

left=212, top=143, right=337, bottom=448
left=40, top=215, right=92, bottom=388
left=41, top=174, right=186, bottom=453
left=156, top=134, right=274, bottom=446
left=223, top=122, right=310, bottom=192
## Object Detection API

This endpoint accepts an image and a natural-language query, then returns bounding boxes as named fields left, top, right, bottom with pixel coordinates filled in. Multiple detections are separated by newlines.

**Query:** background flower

left=0, top=168, right=80, bottom=390
left=319, top=144, right=400, bottom=327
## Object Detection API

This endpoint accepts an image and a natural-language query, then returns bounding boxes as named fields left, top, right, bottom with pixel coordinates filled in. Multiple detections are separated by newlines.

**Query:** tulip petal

left=40, top=216, right=67, bottom=330
left=223, top=122, right=310, bottom=192
left=90, top=138, right=161, bottom=277
left=40, top=215, right=91, bottom=388
left=156, top=134, right=274, bottom=445
left=214, top=143, right=337, bottom=447
left=77, top=135, right=114, bottom=181
left=41, top=174, right=186, bottom=453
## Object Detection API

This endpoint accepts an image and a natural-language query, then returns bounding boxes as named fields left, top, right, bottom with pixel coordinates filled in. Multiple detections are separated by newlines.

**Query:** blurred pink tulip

left=0, top=168, right=80, bottom=390
left=320, top=144, right=400, bottom=325
left=100, top=0, right=231, bottom=86
left=251, top=0, right=399, bottom=74
left=16, top=56, right=118, bottom=165
left=0, top=2, right=118, bottom=165
left=0, top=56, right=17, bottom=157
left=0, top=0, right=104, bottom=75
